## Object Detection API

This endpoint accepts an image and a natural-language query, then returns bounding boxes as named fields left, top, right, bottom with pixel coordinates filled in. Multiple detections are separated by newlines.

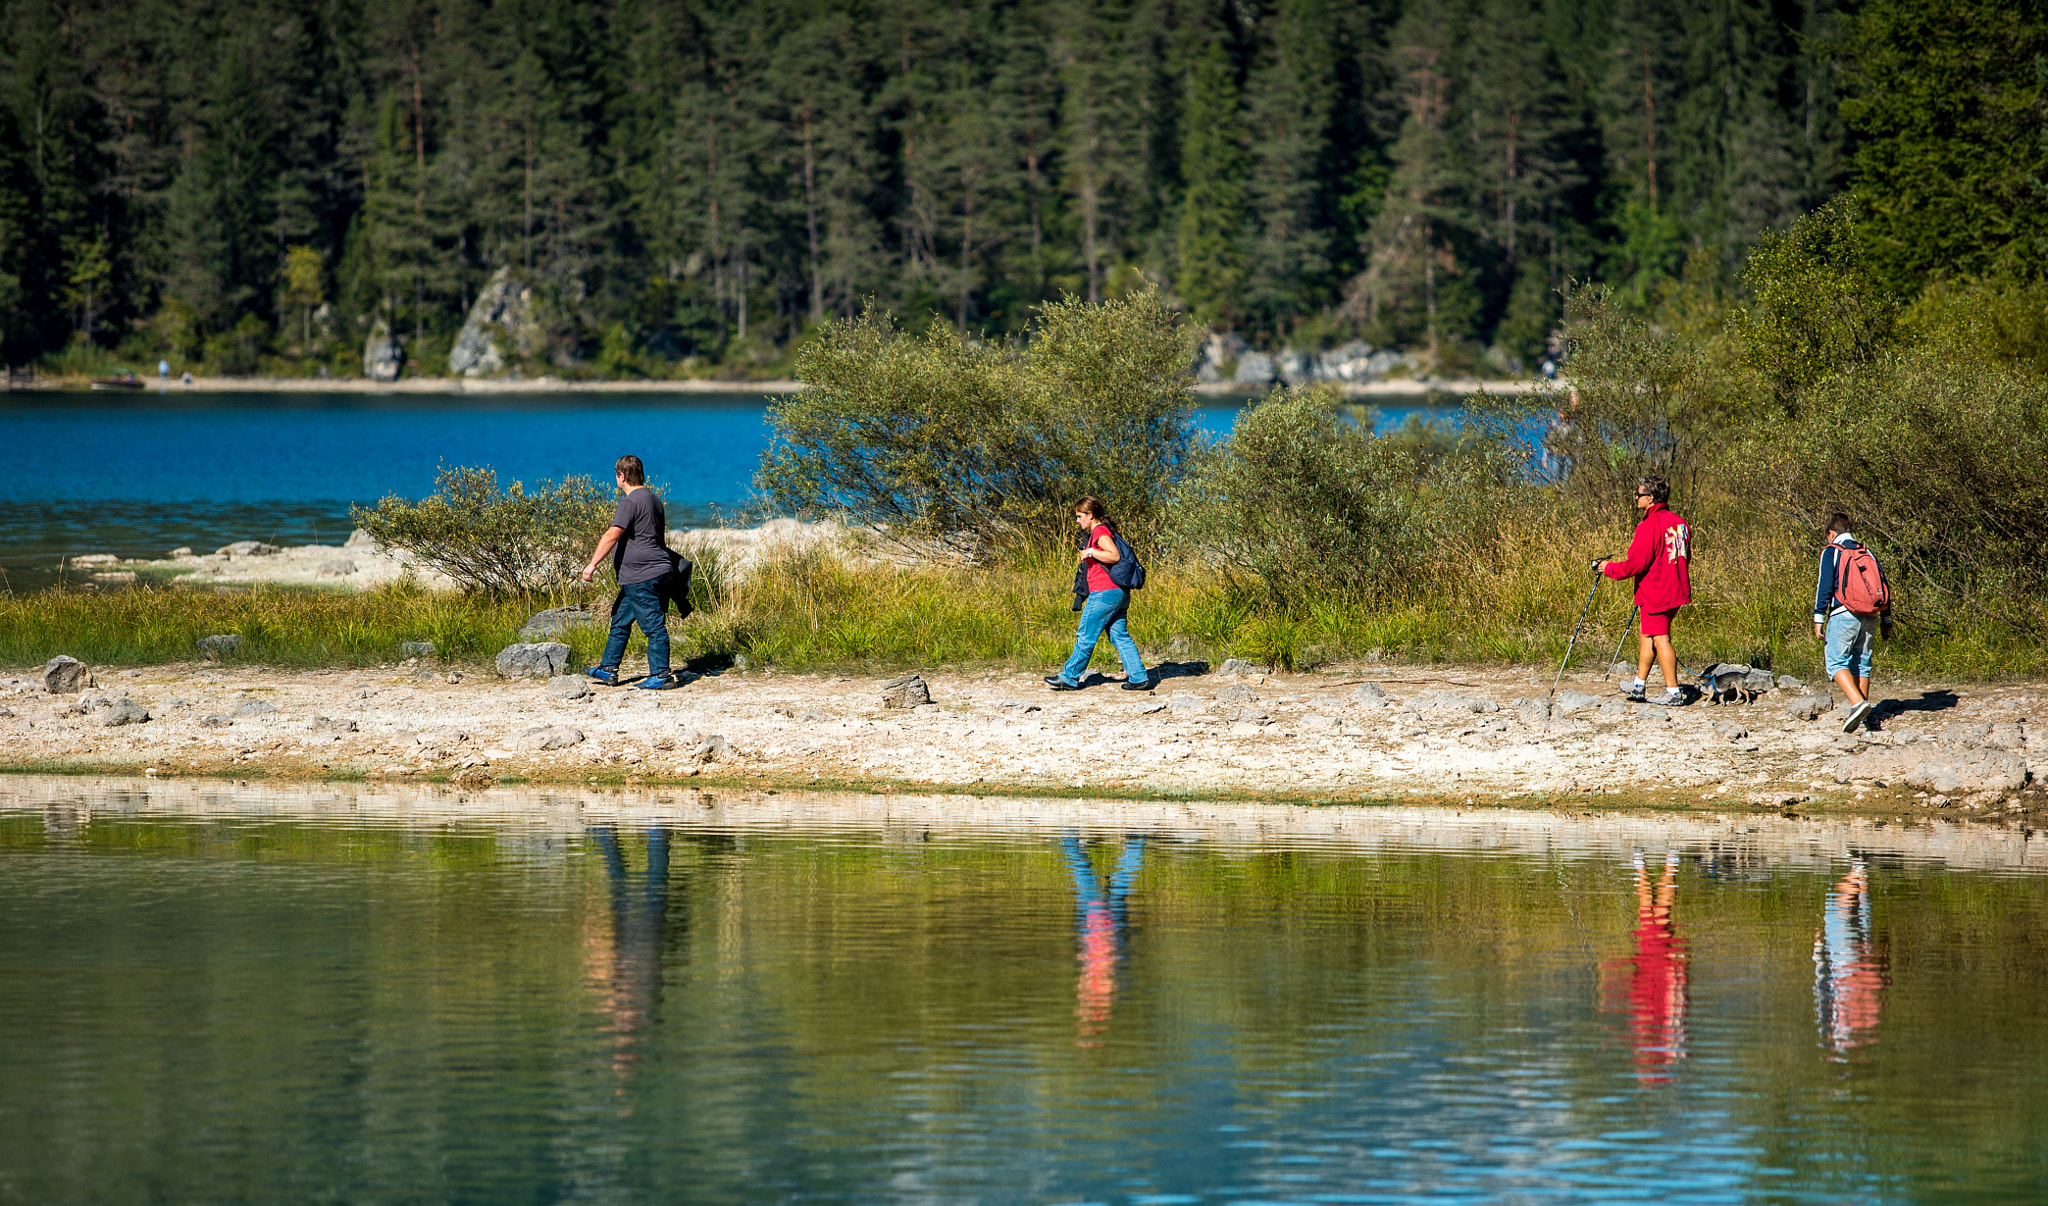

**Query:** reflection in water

left=585, top=827, right=673, bottom=1081
left=1815, top=857, right=1889, bottom=1055
left=1061, top=832, right=1145, bottom=1045
left=1602, top=850, right=1689, bottom=1082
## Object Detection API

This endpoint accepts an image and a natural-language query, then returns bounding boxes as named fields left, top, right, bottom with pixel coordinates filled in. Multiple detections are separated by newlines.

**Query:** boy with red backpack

left=1815, top=513, right=1893, bottom=732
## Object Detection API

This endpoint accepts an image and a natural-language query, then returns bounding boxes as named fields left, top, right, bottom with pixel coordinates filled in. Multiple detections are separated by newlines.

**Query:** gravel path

left=7, top=660, right=2046, bottom=818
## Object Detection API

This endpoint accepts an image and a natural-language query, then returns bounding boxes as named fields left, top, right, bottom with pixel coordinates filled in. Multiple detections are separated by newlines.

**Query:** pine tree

left=1175, top=41, right=1248, bottom=328
left=1053, top=0, right=1139, bottom=302
left=1240, top=0, right=1338, bottom=337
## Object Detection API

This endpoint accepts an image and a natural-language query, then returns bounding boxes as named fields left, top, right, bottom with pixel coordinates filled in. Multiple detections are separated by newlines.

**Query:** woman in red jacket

left=1597, top=476, right=1692, bottom=705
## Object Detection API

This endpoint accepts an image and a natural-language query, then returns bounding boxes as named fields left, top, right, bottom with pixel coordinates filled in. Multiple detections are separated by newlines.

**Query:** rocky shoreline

left=5, top=655, right=2043, bottom=821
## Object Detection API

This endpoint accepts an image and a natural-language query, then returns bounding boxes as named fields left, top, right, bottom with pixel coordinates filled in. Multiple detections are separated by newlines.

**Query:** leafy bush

left=760, top=289, right=1196, bottom=556
left=1169, top=386, right=1509, bottom=607
left=351, top=466, right=614, bottom=595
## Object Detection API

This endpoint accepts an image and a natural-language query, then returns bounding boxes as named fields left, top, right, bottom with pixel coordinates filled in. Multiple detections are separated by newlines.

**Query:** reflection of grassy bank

left=5, top=522, right=2039, bottom=681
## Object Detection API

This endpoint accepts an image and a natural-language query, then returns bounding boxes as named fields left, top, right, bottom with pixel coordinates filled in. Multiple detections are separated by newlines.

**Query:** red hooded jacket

left=1603, top=503, right=1692, bottom=613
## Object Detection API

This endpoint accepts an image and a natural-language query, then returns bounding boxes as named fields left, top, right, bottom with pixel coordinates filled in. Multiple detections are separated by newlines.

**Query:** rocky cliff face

left=1196, top=331, right=1423, bottom=387
left=362, top=319, right=402, bottom=383
left=449, top=266, right=546, bottom=377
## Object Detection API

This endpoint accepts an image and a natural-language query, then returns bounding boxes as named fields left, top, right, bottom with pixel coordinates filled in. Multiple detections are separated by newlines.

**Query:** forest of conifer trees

left=0, top=0, right=2040, bottom=377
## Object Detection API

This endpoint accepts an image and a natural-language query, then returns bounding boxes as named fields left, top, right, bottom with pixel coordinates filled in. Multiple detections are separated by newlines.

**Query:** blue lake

left=6, top=780, right=2048, bottom=1204
left=0, top=392, right=1460, bottom=583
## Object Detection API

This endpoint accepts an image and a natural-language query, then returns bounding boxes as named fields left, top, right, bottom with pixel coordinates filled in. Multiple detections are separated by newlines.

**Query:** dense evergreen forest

left=1, top=0, right=2041, bottom=377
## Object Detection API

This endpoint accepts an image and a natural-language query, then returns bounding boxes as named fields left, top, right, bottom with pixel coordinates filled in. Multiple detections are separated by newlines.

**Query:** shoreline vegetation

left=8, top=202, right=2048, bottom=691
left=2, top=371, right=1542, bottom=399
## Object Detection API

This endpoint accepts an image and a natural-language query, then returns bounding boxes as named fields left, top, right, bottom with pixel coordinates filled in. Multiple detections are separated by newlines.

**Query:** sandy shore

left=4, top=657, right=2042, bottom=820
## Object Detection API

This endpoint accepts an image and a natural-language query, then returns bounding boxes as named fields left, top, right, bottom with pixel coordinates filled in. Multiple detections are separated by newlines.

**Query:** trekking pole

left=1548, top=574, right=1604, bottom=709
left=1602, top=605, right=1639, bottom=682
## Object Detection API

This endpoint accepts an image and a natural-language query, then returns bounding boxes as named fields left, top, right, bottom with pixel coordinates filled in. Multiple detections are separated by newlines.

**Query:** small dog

left=1697, top=662, right=1772, bottom=706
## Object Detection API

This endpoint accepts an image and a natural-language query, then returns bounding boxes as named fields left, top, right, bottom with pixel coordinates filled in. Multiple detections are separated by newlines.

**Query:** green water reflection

left=3, top=803, right=2047, bottom=1203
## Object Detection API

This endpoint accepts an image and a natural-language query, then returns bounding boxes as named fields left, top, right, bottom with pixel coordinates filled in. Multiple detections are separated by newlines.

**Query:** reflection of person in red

left=1061, top=832, right=1144, bottom=1047
left=1600, top=850, right=1688, bottom=1083
left=1814, top=857, right=1888, bottom=1055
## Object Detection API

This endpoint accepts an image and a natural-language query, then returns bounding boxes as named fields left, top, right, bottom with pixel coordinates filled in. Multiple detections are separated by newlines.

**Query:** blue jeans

left=1059, top=588, right=1148, bottom=686
left=600, top=579, right=671, bottom=676
left=1824, top=610, right=1876, bottom=678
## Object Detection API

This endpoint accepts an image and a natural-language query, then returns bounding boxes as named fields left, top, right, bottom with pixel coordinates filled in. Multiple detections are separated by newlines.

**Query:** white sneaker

left=1843, top=700, right=1875, bottom=732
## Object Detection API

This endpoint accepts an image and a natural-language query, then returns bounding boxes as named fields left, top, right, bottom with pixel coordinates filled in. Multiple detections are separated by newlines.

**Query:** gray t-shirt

left=610, top=488, right=675, bottom=585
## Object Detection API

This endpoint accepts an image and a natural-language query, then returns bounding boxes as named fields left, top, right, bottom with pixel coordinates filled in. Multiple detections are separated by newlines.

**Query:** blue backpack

left=1107, top=531, right=1146, bottom=591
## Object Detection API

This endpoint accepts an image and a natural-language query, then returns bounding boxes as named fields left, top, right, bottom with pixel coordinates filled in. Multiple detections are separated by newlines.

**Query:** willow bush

left=351, top=466, right=614, bottom=595
left=760, top=288, right=1196, bottom=557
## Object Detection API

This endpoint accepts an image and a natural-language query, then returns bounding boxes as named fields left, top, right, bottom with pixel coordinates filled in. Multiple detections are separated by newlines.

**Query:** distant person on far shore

left=1814, top=513, right=1892, bottom=733
left=1047, top=496, right=1151, bottom=692
left=580, top=454, right=692, bottom=690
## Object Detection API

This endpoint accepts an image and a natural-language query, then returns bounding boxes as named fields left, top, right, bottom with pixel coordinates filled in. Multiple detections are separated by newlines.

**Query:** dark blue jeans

left=599, top=579, right=671, bottom=676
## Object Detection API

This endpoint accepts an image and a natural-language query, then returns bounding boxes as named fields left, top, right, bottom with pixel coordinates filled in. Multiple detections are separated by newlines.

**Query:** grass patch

left=3, top=519, right=2040, bottom=682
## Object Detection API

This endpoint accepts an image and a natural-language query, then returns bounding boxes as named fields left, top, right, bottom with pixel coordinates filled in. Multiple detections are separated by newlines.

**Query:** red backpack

left=1835, top=544, right=1890, bottom=617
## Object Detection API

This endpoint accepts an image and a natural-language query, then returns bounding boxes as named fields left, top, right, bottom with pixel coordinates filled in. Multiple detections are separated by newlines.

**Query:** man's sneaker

left=1650, top=688, right=1686, bottom=707
left=1044, top=675, right=1081, bottom=691
left=1120, top=678, right=1155, bottom=692
left=1623, top=682, right=1648, bottom=702
left=586, top=666, right=621, bottom=686
left=1843, top=700, right=1875, bottom=732
left=638, top=673, right=683, bottom=691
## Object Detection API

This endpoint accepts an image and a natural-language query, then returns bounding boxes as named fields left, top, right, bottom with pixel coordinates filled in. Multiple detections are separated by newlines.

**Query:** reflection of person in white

left=1814, top=857, right=1888, bottom=1055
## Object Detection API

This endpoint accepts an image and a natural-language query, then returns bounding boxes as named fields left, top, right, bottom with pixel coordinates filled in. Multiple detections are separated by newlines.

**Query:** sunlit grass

left=4, top=522, right=2040, bottom=681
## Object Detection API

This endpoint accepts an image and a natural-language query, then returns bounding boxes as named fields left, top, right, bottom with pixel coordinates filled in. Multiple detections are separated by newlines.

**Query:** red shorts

left=1641, top=608, right=1680, bottom=638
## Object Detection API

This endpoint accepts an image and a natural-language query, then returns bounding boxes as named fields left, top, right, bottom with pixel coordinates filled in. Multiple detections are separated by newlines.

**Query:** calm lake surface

left=5, top=778, right=2048, bottom=1203
left=0, top=391, right=1459, bottom=588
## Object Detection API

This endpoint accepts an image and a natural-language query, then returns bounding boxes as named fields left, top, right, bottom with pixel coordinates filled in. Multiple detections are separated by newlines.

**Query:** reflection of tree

left=1600, top=850, right=1688, bottom=1083
left=1815, top=857, right=1888, bottom=1056
left=585, top=827, right=672, bottom=1082
left=1060, top=832, right=1144, bottom=1047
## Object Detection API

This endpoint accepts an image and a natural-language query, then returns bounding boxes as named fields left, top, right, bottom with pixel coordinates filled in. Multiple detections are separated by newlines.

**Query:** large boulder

left=881, top=674, right=931, bottom=708
left=513, top=725, right=584, bottom=751
left=42, top=655, right=88, bottom=694
left=519, top=607, right=601, bottom=641
left=102, top=698, right=150, bottom=727
left=363, top=318, right=403, bottom=383
left=497, top=642, right=573, bottom=678
left=449, top=266, right=543, bottom=377
left=1784, top=691, right=1834, bottom=721
left=196, top=634, right=246, bottom=658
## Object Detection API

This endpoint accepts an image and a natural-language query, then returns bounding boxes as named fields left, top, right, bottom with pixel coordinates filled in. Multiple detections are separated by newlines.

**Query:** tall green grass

left=3, top=522, right=2038, bottom=680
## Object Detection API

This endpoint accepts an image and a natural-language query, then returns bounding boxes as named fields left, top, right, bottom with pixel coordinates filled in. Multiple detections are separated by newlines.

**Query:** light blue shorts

left=1825, top=610, right=1876, bottom=678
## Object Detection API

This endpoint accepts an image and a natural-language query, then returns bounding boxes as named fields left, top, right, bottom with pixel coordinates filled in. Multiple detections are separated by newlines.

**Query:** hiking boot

left=1044, top=675, right=1081, bottom=691
left=1843, top=700, right=1874, bottom=732
left=1650, top=688, right=1686, bottom=707
left=586, top=666, right=621, bottom=686
left=1120, top=678, right=1155, bottom=692
left=638, top=672, right=683, bottom=691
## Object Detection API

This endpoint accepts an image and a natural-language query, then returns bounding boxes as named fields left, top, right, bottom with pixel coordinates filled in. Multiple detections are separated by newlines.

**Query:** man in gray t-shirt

left=580, top=454, right=689, bottom=688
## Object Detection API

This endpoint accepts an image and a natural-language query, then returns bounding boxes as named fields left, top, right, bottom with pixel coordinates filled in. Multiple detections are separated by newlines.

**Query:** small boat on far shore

left=90, top=374, right=145, bottom=391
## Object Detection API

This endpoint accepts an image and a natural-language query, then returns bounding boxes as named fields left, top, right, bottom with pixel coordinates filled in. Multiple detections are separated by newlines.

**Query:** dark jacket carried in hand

left=612, top=557, right=694, bottom=622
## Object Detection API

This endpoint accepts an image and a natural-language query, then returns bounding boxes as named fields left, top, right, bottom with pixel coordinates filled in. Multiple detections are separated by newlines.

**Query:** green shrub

left=351, top=466, right=614, bottom=595
left=1169, top=386, right=1509, bottom=607
left=760, top=288, right=1196, bottom=556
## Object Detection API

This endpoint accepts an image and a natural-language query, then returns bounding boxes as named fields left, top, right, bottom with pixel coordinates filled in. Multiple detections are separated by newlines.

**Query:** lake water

left=6, top=777, right=2048, bottom=1203
left=0, top=391, right=1459, bottom=589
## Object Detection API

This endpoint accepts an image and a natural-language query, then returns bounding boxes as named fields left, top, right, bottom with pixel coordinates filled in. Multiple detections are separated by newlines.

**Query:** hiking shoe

left=638, top=673, right=683, bottom=691
left=1623, top=683, right=1648, bottom=703
left=1843, top=700, right=1875, bottom=732
left=1044, top=675, right=1081, bottom=691
left=586, top=666, right=621, bottom=686
left=1120, top=678, right=1155, bottom=692
left=1650, top=688, right=1686, bottom=707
